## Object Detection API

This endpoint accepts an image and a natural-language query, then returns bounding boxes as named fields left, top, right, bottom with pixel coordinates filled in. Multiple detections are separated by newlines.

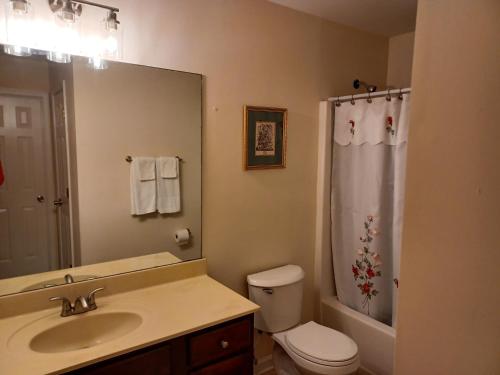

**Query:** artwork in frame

left=243, top=105, right=287, bottom=170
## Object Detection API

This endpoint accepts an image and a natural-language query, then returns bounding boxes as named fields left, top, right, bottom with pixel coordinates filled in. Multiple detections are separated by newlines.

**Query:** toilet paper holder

left=174, top=228, right=191, bottom=244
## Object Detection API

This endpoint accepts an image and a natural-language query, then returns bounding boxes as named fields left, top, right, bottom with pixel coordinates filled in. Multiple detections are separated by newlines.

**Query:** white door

left=0, top=93, right=53, bottom=278
left=51, top=85, right=73, bottom=269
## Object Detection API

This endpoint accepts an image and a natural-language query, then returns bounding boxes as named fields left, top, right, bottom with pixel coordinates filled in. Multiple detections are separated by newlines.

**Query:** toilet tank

left=247, top=265, right=304, bottom=333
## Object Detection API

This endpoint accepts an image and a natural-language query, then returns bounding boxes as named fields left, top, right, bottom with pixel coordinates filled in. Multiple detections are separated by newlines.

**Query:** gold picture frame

left=243, top=105, right=287, bottom=170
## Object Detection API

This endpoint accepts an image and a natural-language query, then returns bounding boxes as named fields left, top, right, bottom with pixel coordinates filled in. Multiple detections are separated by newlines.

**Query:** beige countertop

left=0, top=272, right=259, bottom=375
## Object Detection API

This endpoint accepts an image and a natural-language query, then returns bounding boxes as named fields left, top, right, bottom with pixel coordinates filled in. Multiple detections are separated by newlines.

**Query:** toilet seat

left=273, top=322, right=360, bottom=375
left=285, top=321, right=358, bottom=367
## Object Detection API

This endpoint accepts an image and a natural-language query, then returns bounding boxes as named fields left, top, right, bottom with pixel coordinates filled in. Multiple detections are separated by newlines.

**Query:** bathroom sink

left=29, top=312, right=142, bottom=353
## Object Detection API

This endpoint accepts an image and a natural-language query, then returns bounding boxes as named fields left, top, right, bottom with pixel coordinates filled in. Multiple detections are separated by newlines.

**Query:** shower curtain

left=331, top=94, right=410, bottom=326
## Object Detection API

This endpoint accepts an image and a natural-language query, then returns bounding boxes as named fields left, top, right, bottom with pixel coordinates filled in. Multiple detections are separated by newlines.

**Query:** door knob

left=53, top=198, right=63, bottom=207
left=36, top=195, right=45, bottom=203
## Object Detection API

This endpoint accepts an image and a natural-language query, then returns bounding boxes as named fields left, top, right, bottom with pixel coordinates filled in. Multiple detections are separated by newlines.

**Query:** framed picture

left=243, top=105, right=287, bottom=170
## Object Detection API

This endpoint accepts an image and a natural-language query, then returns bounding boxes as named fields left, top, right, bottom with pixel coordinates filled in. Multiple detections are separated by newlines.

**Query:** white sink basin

left=28, top=312, right=142, bottom=353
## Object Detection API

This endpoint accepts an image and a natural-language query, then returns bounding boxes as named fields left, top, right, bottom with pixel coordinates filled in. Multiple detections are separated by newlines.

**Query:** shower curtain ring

left=398, top=88, right=404, bottom=100
left=367, top=92, right=372, bottom=103
left=386, top=88, right=392, bottom=101
left=335, top=97, right=341, bottom=107
left=350, top=94, right=355, bottom=105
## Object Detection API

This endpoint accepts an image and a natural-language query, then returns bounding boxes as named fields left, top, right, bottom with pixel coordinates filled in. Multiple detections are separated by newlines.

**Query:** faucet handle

left=49, top=296, right=73, bottom=317
left=87, top=287, right=105, bottom=309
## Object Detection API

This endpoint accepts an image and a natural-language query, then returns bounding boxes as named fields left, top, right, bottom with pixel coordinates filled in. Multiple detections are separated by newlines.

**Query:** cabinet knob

left=220, top=340, right=229, bottom=349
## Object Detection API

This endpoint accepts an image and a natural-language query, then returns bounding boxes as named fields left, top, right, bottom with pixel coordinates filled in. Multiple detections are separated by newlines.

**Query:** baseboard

left=254, top=354, right=274, bottom=375
left=358, top=366, right=378, bottom=375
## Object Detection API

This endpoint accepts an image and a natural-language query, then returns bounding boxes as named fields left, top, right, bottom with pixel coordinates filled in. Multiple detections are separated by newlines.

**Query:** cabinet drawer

left=190, top=353, right=253, bottom=375
left=189, top=318, right=252, bottom=367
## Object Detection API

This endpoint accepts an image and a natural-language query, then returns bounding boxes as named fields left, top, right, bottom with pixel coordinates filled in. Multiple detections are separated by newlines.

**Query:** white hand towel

left=156, top=157, right=180, bottom=213
left=137, top=157, right=156, bottom=180
left=159, top=157, right=178, bottom=178
left=130, top=157, right=156, bottom=215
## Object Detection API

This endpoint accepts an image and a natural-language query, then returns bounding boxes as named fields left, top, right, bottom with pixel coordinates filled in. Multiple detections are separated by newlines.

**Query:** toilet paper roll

left=174, top=228, right=190, bottom=245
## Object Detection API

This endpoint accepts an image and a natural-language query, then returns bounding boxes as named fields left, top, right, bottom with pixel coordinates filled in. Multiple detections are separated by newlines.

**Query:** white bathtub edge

left=321, top=295, right=395, bottom=375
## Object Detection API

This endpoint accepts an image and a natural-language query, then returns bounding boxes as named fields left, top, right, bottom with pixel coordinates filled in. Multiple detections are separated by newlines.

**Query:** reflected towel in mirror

left=130, top=157, right=157, bottom=215
left=156, top=157, right=180, bottom=213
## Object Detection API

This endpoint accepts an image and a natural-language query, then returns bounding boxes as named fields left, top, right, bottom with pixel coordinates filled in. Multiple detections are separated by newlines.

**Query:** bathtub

left=321, top=296, right=395, bottom=375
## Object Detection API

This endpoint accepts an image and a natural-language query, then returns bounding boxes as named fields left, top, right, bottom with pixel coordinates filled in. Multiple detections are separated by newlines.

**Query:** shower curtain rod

left=327, top=88, right=411, bottom=103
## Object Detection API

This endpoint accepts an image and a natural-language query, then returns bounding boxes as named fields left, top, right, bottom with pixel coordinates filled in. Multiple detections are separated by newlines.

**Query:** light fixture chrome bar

left=72, top=0, right=118, bottom=12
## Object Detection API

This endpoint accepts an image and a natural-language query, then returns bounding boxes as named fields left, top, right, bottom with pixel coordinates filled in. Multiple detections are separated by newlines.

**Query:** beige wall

left=114, top=0, right=389, bottom=322
left=71, top=60, right=202, bottom=265
left=395, top=1, right=500, bottom=374
left=386, top=32, right=414, bottom=88
left=0, top=53, right=50, bottom=92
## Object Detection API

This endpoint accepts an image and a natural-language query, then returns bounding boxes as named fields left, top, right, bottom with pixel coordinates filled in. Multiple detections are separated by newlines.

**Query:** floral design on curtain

left=348, top=120, right=355, bottom=135
left=386, top=116, right=395, bottom=135
left=351, top=215, right=382, bottom=315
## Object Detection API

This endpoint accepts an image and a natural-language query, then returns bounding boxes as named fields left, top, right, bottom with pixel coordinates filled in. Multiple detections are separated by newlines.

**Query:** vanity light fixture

left=3, top=0, right=121, bottom=67
left=47, top=0, right=121, bottom=65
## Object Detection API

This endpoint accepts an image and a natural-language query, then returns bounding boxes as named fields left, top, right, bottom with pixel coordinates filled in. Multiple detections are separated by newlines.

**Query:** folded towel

left=130, top=157, right=156, bottom=215
left=156, top=157, right=180, bottom=213
left=137, top=157, right=156, bottom=181
left=158, top=156, right=178, bottom=178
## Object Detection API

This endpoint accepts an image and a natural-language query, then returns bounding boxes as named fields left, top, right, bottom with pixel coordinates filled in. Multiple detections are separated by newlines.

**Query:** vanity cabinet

left=69, top=314, right=254, bottom=375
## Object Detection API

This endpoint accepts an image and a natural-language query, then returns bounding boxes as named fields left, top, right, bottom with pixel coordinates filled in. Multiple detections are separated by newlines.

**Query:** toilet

left=247, top=265, right=360, bottom=375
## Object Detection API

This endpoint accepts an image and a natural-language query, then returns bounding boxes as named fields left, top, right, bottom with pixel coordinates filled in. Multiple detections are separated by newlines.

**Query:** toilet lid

left=285, top=321, right=358, bottom=364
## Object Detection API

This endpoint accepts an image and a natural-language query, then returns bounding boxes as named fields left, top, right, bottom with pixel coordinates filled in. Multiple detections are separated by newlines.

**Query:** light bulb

left=105, top=11, right=119, bottom=31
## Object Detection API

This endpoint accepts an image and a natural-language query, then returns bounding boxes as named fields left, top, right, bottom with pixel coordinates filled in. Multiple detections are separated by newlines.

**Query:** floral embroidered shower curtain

left=331, top=94, right=411, bottom=326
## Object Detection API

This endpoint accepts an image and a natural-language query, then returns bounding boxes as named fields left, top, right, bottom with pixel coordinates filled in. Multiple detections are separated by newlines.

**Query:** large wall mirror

left=0, top=48, right=202, bottom=296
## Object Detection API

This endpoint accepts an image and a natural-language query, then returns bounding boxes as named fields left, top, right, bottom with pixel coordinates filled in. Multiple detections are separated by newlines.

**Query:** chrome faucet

left=43, top=273, right=75, bottom=288
left=50, top=287, right=105, bottom=317
left=64, top=274, right=75, bottom=284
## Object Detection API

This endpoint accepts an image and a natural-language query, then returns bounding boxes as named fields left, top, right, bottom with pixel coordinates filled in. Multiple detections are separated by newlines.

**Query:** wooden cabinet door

left=190, top=353, right=253, bottom=375
left=69, top=337, right=187, bottom=375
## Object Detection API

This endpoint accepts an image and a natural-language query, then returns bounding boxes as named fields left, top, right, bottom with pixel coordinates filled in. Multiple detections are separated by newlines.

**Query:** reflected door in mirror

left=0, top=93, right=55, bottom=278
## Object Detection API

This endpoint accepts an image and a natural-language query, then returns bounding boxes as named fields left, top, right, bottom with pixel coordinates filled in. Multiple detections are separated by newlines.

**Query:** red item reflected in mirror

left=0, top=160, right=4, bottom=186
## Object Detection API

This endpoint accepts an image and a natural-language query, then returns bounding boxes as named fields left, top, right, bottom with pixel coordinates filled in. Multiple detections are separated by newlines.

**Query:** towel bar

left=126, top=155, right=183, bottom=162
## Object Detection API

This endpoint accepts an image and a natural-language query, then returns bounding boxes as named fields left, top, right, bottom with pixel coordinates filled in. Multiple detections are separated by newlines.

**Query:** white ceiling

left=268, top=0, right=417, bottom=37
